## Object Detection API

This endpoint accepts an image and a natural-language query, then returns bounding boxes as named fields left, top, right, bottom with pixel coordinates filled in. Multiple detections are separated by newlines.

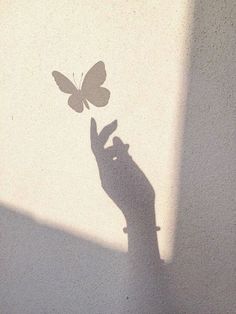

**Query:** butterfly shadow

left=52, top=61, right=110, bottom=113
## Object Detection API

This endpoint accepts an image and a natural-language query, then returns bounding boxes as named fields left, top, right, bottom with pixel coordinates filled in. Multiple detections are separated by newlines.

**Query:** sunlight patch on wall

left=156, top=1, right=195, bottom=262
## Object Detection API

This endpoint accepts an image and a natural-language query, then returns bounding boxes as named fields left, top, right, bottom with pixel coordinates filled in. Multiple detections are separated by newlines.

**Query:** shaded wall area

left=0, top=200, right=167, bottom=314
left=0, top=203, right=128, bottom=314
left=169, top=1, right=236, bottom=313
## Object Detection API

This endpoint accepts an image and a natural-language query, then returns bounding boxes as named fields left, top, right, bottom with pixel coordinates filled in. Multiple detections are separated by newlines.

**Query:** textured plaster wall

left=0, top=1, right=235, bottom=313
left=169, top=1, right=236, bottom=313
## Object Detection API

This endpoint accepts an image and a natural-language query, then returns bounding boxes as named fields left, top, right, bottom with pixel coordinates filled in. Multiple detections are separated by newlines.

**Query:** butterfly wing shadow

left=84, top=87, right=110, bottom=107
left=52, top=71, right=84, bottom=113
left=52, top=71, right=76, bottom=94
left=82, top=61, right=110, bottom=108
left=68, top=92, right=84, bottom=113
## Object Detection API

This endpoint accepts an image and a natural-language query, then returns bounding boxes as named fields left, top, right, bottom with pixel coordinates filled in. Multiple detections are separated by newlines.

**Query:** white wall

left=0, top=1, right=235, bottom=313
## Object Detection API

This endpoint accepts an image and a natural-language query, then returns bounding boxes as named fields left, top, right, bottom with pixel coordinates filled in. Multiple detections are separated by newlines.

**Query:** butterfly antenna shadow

left=79, top=72, right=83, bottom=89
left=72, top=72, right=79, bottom=89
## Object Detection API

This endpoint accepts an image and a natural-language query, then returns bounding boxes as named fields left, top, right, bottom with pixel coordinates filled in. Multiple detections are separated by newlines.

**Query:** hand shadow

left=90, top=118, right=157, bottom=228
left=90, top=118, right=169, bottom=313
